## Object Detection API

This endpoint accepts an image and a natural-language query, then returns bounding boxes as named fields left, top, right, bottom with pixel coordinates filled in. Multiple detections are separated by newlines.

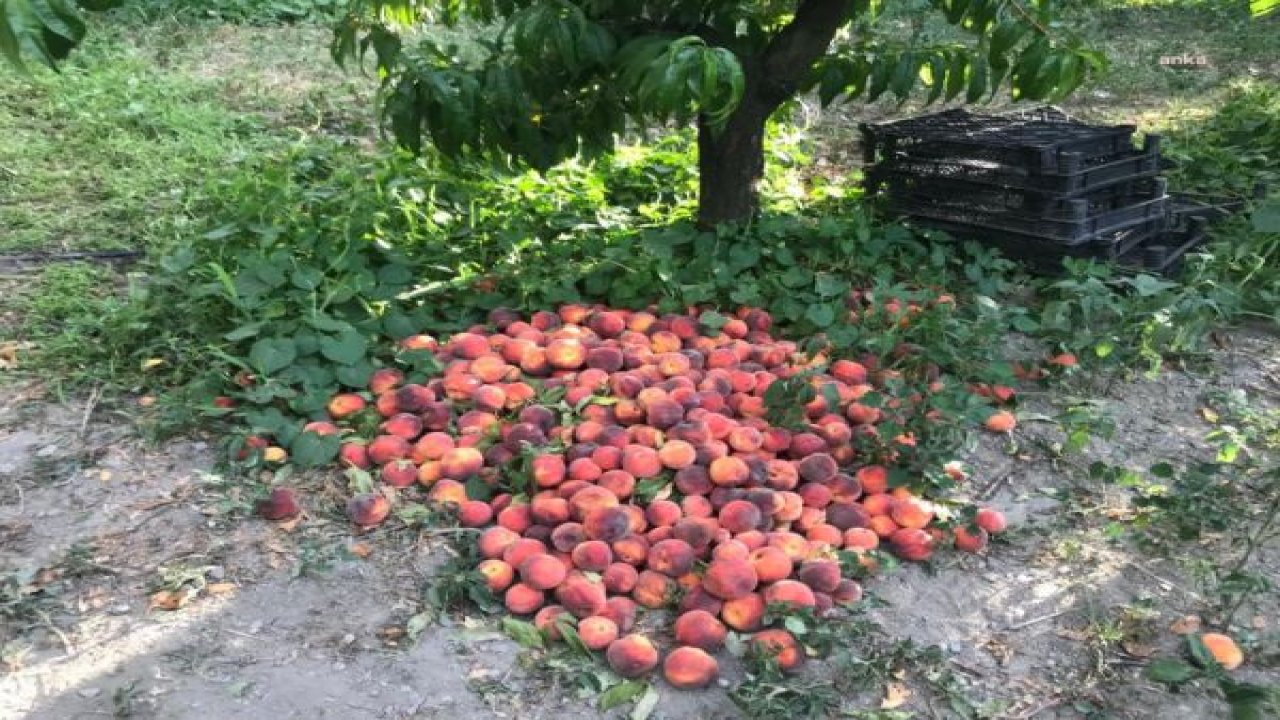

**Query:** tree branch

left=758, top=0, right=854, bottom=107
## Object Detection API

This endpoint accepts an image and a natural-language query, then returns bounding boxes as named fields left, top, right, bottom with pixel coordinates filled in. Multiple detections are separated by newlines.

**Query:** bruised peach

left=889, top=528, right=935, bottom=561
left=549, top=522, right=587, bottom=553
left=671, top=518, right=717, bottom=553
left=796, top=560, right=841, bottom=593
left=832, top=579, right=863, bottom=606
left=505, top=583, right=546, bottom=615
left=380, top=459, right=418, bottom=488
left=954, top=526, right=989, bottom=553
left=675, top=466, right=713, bottom=496
left=673, top=609, right=728, bottom=652
left=678, top=586, right=724, bottom=617
left=718, top=499, right=763, bottom=534
left=647, top=539, right=696, bottom=577
left=749, top=547, right=793, bottom=584
left=571, top=540, right=613, bottom=572
left=606, top=634, right=659, bottom=679
left=764, top=579, right=817, bottom=610
left=632, top=570, right=675, bottom=608
left=612, top=534, right=650, bottom=566
left=751, top=629, right=802, bottom=672
left=397, top=383, right=438, bottom=412
left=826, top=501, right=871, bottom=531
left=584, top=506, right=632, bottom=543
left=720, top=592, right=765, bottom=631
left=555, top=573, right=608, bottom=618
left=257, top=487, right=302, bottom=521
left=703, top=559, right=758, bottom=600
left=419, top=401, right=453, bottom=431
left=477, top=559, right=515, bottom=593
left=347, top=493, right=390, bottom=527
left=578, top=616, right=619, bottom=651
left=602, top=562, right=639, bottom=594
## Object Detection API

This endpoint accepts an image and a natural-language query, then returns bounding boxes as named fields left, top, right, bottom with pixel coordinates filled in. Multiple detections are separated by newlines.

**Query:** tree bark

left=694, top=0, right=853, bottom=229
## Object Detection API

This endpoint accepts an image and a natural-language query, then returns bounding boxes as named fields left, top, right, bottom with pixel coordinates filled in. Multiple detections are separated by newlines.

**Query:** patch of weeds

left=58, top=542, right=117, bottom=579
left=129, top=0, right=340, bottom=24
left=418, top=536, right=498, bottom=624
left=293, top=537, right=342, bottom=579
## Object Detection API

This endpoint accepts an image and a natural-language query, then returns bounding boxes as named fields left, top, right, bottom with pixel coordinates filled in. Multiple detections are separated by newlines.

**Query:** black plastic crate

left=884, top=187, right=1169, bottom=245
left=860, top=107, right=1140, bottom=174
left=870, top=170, right=1167, bottom=220
left=1116, top=218, right=1211, bottom=276
left=868, top=137, right=1162, bottom=195
left=908, top=214, right=1165, bottom=267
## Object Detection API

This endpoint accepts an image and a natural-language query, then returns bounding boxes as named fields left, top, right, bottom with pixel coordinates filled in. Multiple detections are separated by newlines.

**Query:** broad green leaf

left=249, top=338, right=297, bottom=375
left=1145, top=658, right=1197, bottom=685
left=289, top=431, right=341, bottom=468
left=501, top=617, right=544, bottom=648
left=320, top=331, right=369, bottom=365
left=599, top=681, right=648, bottom=711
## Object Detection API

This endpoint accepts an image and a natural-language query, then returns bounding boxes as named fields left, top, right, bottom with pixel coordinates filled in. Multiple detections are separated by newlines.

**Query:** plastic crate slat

left=870, top=171, right=1166, bottom=219
left=870, top=146, right=1161, bottom=195
left=886, top=194, right=1170, bottom=245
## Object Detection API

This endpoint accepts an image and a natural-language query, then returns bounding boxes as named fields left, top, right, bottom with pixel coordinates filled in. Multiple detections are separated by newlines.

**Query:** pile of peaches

left=253, top=304, right=1008, bottom=689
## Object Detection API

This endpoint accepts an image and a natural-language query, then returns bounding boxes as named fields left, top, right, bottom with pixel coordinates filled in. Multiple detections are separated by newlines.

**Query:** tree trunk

left=696, top=103, right=769, bottom=229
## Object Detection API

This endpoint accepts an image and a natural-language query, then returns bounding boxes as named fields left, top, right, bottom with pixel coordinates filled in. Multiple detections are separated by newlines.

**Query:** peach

left=347, top=493, right=390, bottom=527
left=497, top=503, right=533, bottom=534
left=419, top=401, right=453, bottom=430
left=586, top=346, right=625, bottom=372
left=448, top=332, right=491, bottom=359
left=843, top=527, right=880, bottom=551
left=503, top=538, right=549, bottom=569
left=257, top=487, right=301, bottom=521
left=663, top=646, right=719, bottom=690
left=718, top=499, right=763, bottom=534
left=861, top=492, right=893, bottom=516
left=647, top=539, right=696, bottom=577
left=727, top=426, right=763, bottom=453
left=571, top=540, right=614, bottom=572
left=527, top=496, right=568, bottom=526
left=606, top=634, right=659, bottom=679
left=984, top=410, right=1017, bottom=433
left=440, top=447, right=484, bottom=479
left=621, top=445, right=663, bottom=478
left=751, top=629, right=802, bottom=672
left=677, top=586, right=723, bottom=617
left=889, top=528, right=935, bottom=561
left=367, top=435, right=411, bottom=465
left=675, top=466, right=713, bottom=496
left=600, top=596, right=638, bottom=633
left=789, top=432, right=827, bottom=457
left=671, top=518, right=717, bottom=553
left=592, top=444, right=624, bottom=470
left=327, top=393, right=367, bottom=420
left=976, top=508, right=1007, bottom=533
left=954, top=526, right=988, bottom=553
left=477, top=559, right=515, bottom=593
left=457, top=499, right=493, bottom=526
left=470, top=355, right=510, bottom=384
left=890, top=497, right=934, bottom=530
left=555, top=573, right=608, bottom=618
left=410, top=432, right=455, bottom=464
left=825, top=501, right=871, bottom=531
left=709, top=456, right=750, bottom=487
left=568, top=485, right=619, bottom=520
left=832, top=579, right=863, bottom=606
left=550, top=522, right=587, bottom=552
left=749, top=547, right=793, bottom=583
left=653, top=440, right=695, bottom=470
left=534, top=604, right=572, bottom=641
left=612, top=534, right=650, bottom=566
left=797, top=453, right=838, bottom=483
left=472, top=384, right=507, bottom=412
left=764, top=460, right=800, bottom=491
left=796, top=560, right=841, bottom=593
left=337, top=442, right=371, bottom=470
left=546, top=339, right=586, bottom=370
left=645, top=398, right=685, bottom=430
left=367, top=368, right=405, bottom=395
left=868, top=515, right=900, bottom=538
left=578, top=616, right=620, bottom=650
left=646, top=499, right=682, bottom=528
left=505, top=582, right=546, bottom=615
left=703, top=559, right=758, bottom=600
left=584, top=506, right=632, bottom=543
left=764, top=579, right=817, bottom=609
left=1201, top=633, right=1244, bottom=670
left=673, top=609, right=728, bottom=652
left=396, top=383, right=438, bottom=412
left=767, top=532, right=811, bottom=562
left=712, top=540, right=751, bottom=563
left=720, top=592, right=765, bottom=631
left=602, top=562, right=639, bottom=594
left=632, top=570, right=675, bottom=608
left=479, top=528, right=520, bottom=561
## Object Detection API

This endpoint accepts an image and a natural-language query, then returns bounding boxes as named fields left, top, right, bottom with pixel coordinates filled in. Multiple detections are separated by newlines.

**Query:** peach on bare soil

left=751, top=629, right=803, bottom=672
left=890, top=497, right=934, bottom=530
left=327, top=393, right=366, bottom=419
left=505, top=583, right=546, bottom=615
left=555, top=573, right=608, bottom=618
left=339, top=443, right=371, bottom=469
left=606, top=634, right=659, bottom=679
left=953, top=526, right=989, bottom=553
left=673, top=609, right=728, bottom=652
left=663, top=646, right=719, bottom=690
left=984, top=410, right=1017, bottom=433
left=889, top=527, right=935, bottom=561
left=720, top=592, right=765, bottom=631
left=976, top=508, right=1007, bottom=533
left=380, top=460, right=419, bottom=488
left=1200, top=633, right=1244, bottom=670
left=533, top=605, right=572, bottom=640
left=600, top=596, right=638, bottom=633
left=257, top=487, right=301, bottom=521
left=347, top=493, right=391, bottom=527
left=477, top=559, right=516, bottom=593
left=428, top=479, right=468, bottom=507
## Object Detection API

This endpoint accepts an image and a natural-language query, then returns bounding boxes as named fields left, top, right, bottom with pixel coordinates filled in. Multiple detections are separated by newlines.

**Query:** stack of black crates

left=861, top=107, right=1209, bottom=275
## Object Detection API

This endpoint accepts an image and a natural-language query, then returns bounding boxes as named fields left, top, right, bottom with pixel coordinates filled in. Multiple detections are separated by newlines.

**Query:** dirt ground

left=1, top=328, right=1277, bottom=720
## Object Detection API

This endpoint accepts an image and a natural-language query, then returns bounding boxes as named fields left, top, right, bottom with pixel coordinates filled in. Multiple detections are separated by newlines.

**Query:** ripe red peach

left=720, top=592, right=765, bottom=631
left=549, top=522, right=586, bottom=553
left=380, top=459, right=418, bottom=488
left=503, top=537, right=548, bottom=569
left=764, top=579, right=817, bottom=610
left=519, top=553, right=569, bottom=591
left=673, top=609, right=728, bottom=652
left=709, top=456, right=750, bottom=487
left=646, top=499, right=682, bottom=528
left=612, top=534, right=650, bottom=566
left=889, top=527, right=935, bottom=561
left=606, top=634, right=659, bottom=679
left=647, top=539, right=696, bottom=577
left=367, top=368, right=405, bottom=395
left=327, top=393, right=367, bottom=420
left=663, top=646, right=719, bottom=690
left=675, top=466, right=713, bottom=496
left=749, top=547, right=793, bottom=584
left=602, top=562, right=639, bottom=594
left=578, top=616, right=619, bottom=651
left=439, top=447, right=484, bottom=479
left=632, top=570, right=675, bottom=609
left=890, top=497, right=934, bottom=530
left=339, top=443, right=371, bottom=470
left=600, top=596, right=638, bottom=633
left=718, top=499, right=763, bottom=534
left=712, top=540, right=751, bottom=563
left=954, top=526, right=989, bottom=553
left=555, top=572, right=608, bottom=618
left=583, top=506, right=632, bottom=543
left=368, top=435, right=411, bottom=465
left=703, top=559, right=758, bottom=600
left=505, top=582, right=546, bottom=615
left=796, top=560, right=841, bottom=593
left=976, top=508, right=1007, bottom=533
left=257, top=487, right=301, bottom=521
left=571, top=540, right=613, bottom=572
left=477, top=558, right=515, bottom=593
left=346, top=493, right=390, bottom=527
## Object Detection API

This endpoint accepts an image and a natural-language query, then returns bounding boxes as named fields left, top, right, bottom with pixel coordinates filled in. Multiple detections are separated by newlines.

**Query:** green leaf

left=599, top=681, right=648, bottom=711
left=320, top=331, right=369, bottom=365
left=805, top=303, right=838, bottom=328
left=698, top=310, right=729, bottom=332
left=1146, top=658, right=1197, bottom=685
left=1251, top=200, right=1280, bottom=233
left=501, top=617, right=545, bottom=648
left=248, top=338, right=298, bottom=375
left=1250, top=0, right=1277, bottom=18
left=289, top=431, right=342, bottom=469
